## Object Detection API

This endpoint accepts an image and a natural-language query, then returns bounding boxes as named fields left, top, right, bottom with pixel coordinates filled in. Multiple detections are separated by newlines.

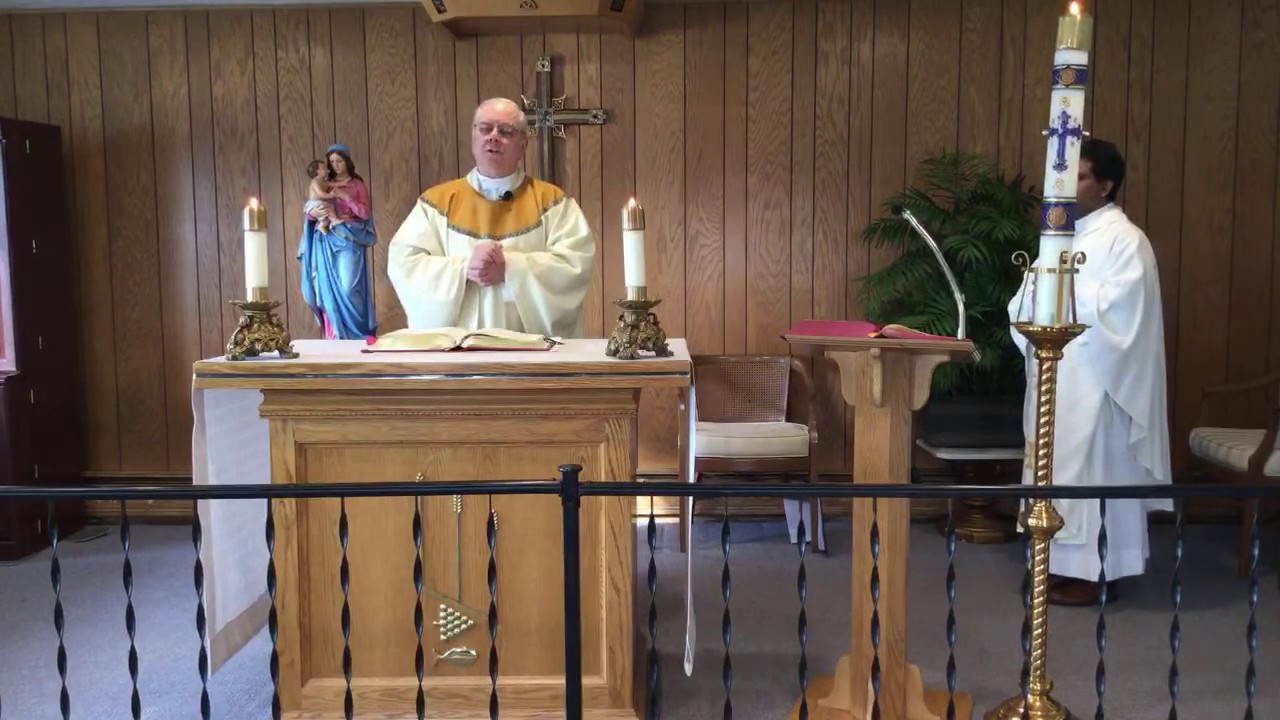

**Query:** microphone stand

left=892, top=205, right=967, bottom=340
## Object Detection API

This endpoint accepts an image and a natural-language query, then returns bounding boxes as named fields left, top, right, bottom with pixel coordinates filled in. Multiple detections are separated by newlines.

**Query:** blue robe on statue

left=298, top=214, right=377, bottom=339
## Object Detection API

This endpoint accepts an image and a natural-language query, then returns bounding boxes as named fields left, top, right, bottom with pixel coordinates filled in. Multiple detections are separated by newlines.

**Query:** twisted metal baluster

left=339, top=497, right=353, bottom=719
left=796, top=512, right=809, bottom=720
left=1167, top=501, right=1182, bottom=720
left=944, top=500, right=957, bottom=720
left=121, top=501, right=141, bottom=719
left=647, top=495, right=659, bottom=719
left=49, top=502, right=70, bottom=720
left=870, top=498, right=881, bottom=719
left=722, top=498, right=733, bottom=720
left=1095, top=498, right=1108, bottom=720
left=193, top=500, right=211, bottom=719
left=1245, top=499, right=1259, bottom=720
left=488, top=498, right=499, bottom=720
left=413, top=496, right=426, bottom=719
left=266, top=499, right=281, bottom=720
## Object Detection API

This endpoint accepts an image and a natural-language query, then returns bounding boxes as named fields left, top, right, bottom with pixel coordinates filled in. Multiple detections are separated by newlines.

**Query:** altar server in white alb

left=1007, top=138, right=1172, bottom=606
left=387, top=98, right=595, bottom=337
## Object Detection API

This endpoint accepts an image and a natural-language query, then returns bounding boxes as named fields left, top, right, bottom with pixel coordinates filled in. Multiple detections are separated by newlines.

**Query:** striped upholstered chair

left=1187, top=371, right=1280, bottom=577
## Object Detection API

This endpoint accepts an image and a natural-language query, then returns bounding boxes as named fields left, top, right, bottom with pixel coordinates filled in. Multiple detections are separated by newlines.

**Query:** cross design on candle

left=1046, top=108, right=1083, bottom=173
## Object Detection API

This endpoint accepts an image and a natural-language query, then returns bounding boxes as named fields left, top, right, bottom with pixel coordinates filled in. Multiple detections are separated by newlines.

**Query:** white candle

left=622, top=197, right=646, bottom=288
left=1033, top=1, right=1091, bottom=325
left=243, top=197, right=269, bottom=300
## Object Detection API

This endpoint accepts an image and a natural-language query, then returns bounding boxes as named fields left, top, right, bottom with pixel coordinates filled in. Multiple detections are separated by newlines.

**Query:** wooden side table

left=916, top=439, right=1022, bottom=544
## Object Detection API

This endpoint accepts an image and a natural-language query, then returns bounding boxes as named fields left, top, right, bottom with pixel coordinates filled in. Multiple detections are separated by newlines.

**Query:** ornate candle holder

left=605, top=286, right=672, bottom=360
left=986, top=250, right=1086, bottom=720
left=225, top=288, right=298, bottom=361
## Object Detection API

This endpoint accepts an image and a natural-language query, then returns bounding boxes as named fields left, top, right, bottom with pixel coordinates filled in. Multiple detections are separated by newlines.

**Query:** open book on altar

left=784, top=318, right=959, bottom=341
left=362, top=326, right=562, bottom=352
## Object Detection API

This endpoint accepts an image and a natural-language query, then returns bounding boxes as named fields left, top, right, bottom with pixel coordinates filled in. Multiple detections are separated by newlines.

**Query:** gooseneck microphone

left=891, top=204, right=967, bottom=340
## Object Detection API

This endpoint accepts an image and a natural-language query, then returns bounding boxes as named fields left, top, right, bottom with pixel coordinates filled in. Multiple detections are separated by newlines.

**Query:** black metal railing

left=0, top=472, right=1275, bottom=720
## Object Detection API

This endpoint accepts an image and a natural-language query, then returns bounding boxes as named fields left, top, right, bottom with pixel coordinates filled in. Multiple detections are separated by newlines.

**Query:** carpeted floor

left=0, top=517, right=1274, bottom=719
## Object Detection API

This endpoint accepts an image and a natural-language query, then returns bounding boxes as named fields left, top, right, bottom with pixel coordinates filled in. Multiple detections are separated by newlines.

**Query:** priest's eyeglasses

left=473, top=122, right=523, bottom=139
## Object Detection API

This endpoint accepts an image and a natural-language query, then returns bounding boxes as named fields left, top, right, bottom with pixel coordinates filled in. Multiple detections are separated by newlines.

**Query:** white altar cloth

left=191, top=338, right=697, bottom=670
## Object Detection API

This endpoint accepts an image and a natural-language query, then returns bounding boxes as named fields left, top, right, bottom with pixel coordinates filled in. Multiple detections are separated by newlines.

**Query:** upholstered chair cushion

left=695, top=421, right=811, bottom=458
left=1189, top=427, right=1280, bottom=476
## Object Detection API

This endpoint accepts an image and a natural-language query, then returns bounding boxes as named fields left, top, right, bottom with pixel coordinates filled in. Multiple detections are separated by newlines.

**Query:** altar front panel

left=261, top=388, right=640, bottom=716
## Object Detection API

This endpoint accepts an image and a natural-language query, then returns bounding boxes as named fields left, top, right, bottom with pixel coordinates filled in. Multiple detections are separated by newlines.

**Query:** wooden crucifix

left=520, top=55, right=608, bottom=184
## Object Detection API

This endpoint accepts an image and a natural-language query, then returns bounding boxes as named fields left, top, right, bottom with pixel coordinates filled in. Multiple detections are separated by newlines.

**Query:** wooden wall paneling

left=745, top=2, right=792, bottom=355
left=958, top=0, right=1001, bottom=160
left=328, top=9, right=369, bottom=198
left=12, top=14, right=47, bottom=123
left=520, top=30, right=543, bottom=178
left=1123, top=0, right=1154, bottom=228
left=813, top=0, right=851, bottom=472
left=905, top=0, right=959, bottom=181
left=576, top=30, right=605, bottom=338
left=635, top=4, right=684, bottom=473
left=148, top=12, right=200, bottom=471
left=996, top=0, right=1025, bottom=180
left=1146, top=0, right=1188, bottom=439
left=868, top=0, right=907, bottom=274
left=454, top=36, right=478, bottom=177
left=475, top=35, right=521, bottom=118
left=308, top=9, right=335, bottom=151
left=599, top=26, right=633, bottom=342
left=187, top=13, right=224, bottom=362
left=44, top=14, right=78, bottom=346
left=252, top=11, right=289, bottom=334
left=1019, top=0, right=1056, bottom=195
left=99, top=13, right=168, bottom=471
left=66, top=14, right=118, bottom=471
left=722, top=2, right=747, bottom=356
left=845, top=0, right=873, bottom=475
left=275, top=9, right=318, bottom=338
left=415, top=9, right=458, bottom=190
left=1172, top=0, right=1242, bottom=471
left=209, top=12, right=261, bottom=349
left=790, top=0, right=815, bottom=331
left=0, top=16, right=14, bottom=117
left=1225, top=0, right=1278, bottom=423
left=544, top=29, right=581, bottom=284
left=365, top=7, right=418, bottom=334
left=1090, top=0, right=1131, bottom=151
left=684, top=3, right=725, bottom=356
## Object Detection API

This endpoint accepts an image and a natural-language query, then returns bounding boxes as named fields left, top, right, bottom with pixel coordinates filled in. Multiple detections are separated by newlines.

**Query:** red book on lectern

left=785, top=318, right=955, bottom=342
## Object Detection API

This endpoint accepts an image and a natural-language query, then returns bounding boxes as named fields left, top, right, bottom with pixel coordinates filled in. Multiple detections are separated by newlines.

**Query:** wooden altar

left=192, top=338, right=690, bottom=719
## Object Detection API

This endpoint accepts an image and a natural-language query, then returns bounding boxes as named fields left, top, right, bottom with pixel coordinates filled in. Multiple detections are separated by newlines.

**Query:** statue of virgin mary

left=297, top=143, right=378, bottom=339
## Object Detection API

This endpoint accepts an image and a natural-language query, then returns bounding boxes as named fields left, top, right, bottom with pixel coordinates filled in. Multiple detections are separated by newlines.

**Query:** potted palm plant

left=856, top=151, right=1038, bottom=448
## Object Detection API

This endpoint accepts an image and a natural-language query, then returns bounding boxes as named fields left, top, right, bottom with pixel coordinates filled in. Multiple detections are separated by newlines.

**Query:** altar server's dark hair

left=1081, top=138, right=1125, bottom=203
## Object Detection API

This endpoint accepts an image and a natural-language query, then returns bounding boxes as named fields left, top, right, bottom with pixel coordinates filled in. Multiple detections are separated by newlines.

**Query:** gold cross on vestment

left=520, top=55, right=608, bottom=184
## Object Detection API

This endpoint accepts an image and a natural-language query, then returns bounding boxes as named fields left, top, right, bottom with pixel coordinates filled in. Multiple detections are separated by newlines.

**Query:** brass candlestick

left=225, top=290, right=298, bottom=361
left=986, top=250, right=1086, bottom=720
left=605, top=286, right=672, bottom=360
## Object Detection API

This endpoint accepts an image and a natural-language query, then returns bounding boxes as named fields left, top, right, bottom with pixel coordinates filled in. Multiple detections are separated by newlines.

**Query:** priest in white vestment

left=386, top=98, right=595, bottom=337
left=1007, top=138, right=1173, bottom=606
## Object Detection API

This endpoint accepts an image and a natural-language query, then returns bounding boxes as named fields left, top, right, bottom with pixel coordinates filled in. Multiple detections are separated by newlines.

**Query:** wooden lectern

left=783, top=329, right=977, bottom=720
left=192, top=338, right=690, bottom=719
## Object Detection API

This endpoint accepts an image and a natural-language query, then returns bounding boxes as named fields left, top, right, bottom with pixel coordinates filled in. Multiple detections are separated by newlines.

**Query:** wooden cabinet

left=0, top=117, right=84, bottom=561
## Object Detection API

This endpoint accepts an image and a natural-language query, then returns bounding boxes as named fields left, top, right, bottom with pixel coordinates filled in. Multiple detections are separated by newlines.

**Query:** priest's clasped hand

left=467, top=240, right=506, bottom=286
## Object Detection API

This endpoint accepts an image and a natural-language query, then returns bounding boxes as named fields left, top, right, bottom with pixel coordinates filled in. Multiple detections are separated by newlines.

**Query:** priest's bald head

left=472, top=98, right=528, bottom=179
left=1078, top=138, right=1126, bottom=216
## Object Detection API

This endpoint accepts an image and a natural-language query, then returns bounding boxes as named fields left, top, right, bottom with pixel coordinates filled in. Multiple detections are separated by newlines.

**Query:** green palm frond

left=854, top=150, right=1039, bottom=398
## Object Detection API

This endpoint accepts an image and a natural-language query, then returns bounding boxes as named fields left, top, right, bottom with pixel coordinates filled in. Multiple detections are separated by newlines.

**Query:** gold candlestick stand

left=605, top=286, right=672, bottom=360
left=225, top=287, right=298, bottom=361
left=986, top=250, right=1086, bottom=720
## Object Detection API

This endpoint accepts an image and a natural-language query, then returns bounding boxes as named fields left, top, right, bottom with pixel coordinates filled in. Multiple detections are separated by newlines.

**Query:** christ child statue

left=304, top=159, right=344, bottom=233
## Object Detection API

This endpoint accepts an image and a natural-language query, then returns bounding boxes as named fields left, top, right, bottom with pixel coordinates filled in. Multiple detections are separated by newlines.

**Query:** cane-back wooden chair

left=678, top=355, right=821, bottom=553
